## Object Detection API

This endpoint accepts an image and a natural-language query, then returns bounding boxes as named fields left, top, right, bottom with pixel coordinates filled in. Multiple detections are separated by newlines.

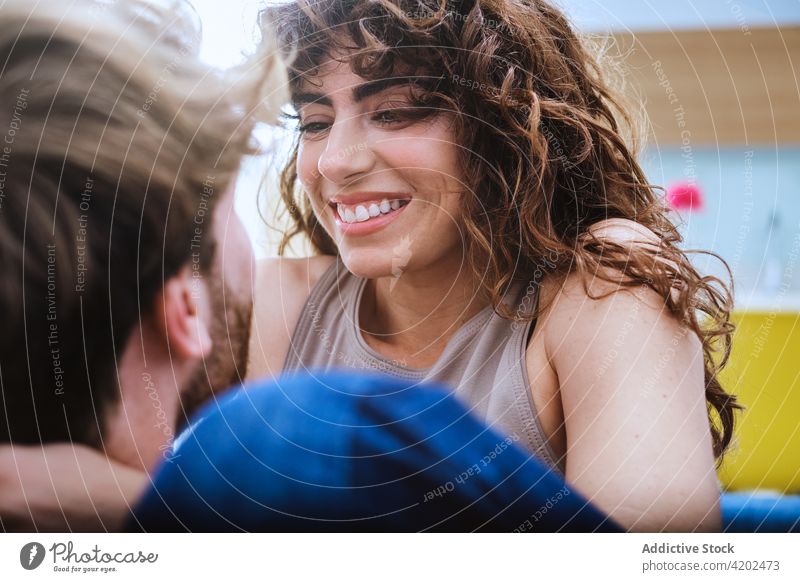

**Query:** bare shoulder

left=246, top=255, right=337, bottom=381
left=537, top=266, right=690, bottom=365
left=523, top=219, right=666, bottom=462
left=529, top=221, right=716, bottom=531
left=538, top=218, right=676, bottom=353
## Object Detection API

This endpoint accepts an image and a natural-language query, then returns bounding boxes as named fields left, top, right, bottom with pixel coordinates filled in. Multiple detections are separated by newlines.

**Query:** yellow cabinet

left=717, top=311, right=800, bottom=493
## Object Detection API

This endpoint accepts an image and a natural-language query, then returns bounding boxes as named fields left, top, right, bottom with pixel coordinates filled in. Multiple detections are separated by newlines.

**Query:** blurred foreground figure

left=0, top=0, right=283, bottom=530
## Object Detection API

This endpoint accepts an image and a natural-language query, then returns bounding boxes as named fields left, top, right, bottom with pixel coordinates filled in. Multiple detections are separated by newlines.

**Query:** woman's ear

left=152, top=266, right=213, bottom=360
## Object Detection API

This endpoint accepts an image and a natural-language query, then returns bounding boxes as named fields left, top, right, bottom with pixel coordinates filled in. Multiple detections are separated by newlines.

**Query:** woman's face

left=294, top=56, right=467, bottom=280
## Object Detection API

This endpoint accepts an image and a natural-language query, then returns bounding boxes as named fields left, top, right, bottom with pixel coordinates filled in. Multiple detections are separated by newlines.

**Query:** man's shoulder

left=131, top=370, right=450, bottom=531
left=179, top=370, right=455, bottom=458
left=206, top=370, right=442, bottom=422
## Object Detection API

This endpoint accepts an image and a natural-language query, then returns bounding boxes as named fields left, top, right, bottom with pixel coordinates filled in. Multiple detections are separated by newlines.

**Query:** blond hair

left=0, top=0, right=287, bottom=445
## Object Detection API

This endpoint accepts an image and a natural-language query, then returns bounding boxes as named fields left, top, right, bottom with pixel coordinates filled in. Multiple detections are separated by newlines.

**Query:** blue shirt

left=128, top=371, right=620, bottom=532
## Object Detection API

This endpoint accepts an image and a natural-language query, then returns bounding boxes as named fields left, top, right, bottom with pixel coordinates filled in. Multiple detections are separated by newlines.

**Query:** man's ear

left=152, top=266, right=212, bottom=360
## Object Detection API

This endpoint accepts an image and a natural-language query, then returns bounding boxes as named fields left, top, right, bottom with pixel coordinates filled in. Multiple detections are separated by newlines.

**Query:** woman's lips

left=332, top=199, right=410, bottom=236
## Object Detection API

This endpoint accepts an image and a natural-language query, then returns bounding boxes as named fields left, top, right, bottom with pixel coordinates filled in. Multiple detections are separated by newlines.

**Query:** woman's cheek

left=294, top=153, right=325, bottom=221
left=296, top=141, right=320, bottom=192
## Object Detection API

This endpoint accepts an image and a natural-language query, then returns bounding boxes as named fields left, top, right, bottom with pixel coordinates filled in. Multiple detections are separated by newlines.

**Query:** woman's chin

left=338, top=249, right=402, bottom=280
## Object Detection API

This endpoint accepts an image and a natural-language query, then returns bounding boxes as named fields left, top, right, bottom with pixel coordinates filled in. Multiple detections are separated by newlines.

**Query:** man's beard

left=177, top=272, right=253, bottom=429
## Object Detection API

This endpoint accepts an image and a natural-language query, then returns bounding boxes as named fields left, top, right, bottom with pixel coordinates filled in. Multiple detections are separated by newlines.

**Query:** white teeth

left=355, top=205, right=370, bottom=222
left=336, top=198, right=408, bottom=224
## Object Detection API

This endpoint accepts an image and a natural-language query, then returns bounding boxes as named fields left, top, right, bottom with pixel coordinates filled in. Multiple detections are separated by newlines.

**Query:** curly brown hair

left=261, top=0, right=740, bottom=459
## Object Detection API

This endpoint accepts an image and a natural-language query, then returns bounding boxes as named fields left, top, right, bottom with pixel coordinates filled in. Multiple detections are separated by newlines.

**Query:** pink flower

left=666, top=181, right=704, bottom=211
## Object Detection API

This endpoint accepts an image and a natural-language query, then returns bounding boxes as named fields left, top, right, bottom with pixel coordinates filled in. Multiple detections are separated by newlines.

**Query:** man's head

left=0, top=0, right=286, bottom=470
left=178, top=177, right=257, bottom=431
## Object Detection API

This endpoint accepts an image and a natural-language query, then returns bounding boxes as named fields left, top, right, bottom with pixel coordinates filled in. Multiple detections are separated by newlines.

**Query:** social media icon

left=20, top=542, right=46, bottom=570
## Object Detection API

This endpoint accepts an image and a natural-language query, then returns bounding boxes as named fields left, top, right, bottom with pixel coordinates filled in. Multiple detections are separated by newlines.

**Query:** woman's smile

left=330, top=191, right=412, bottom=235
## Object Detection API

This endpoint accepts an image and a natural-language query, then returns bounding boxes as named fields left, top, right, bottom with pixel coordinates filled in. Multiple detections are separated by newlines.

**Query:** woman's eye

left=373, top=96, right=437, bottom=127
left=373, top=109, right=403, bottom=125
left=296, top=102, right=421, bottom=135
left=297, top=121, right=330, bottom=135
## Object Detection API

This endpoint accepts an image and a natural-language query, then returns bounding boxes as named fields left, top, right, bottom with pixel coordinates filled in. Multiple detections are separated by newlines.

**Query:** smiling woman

left=246, top=0, right=742, bottom=532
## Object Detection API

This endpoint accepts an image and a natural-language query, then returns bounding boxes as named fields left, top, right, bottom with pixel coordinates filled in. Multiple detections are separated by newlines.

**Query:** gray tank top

left=282, top=256, right=565, bottom=474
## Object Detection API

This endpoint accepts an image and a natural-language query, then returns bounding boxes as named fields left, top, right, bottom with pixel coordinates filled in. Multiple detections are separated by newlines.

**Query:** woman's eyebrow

left=292, top=76, right=443, bottom=109
left=352, top=77, right=415, bottom=101
left=291, top=92, right=331, bottom=109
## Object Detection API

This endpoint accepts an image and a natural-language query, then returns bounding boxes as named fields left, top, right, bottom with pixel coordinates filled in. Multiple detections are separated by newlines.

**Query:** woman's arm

left=0, top=444, right=147, bottom=532
left=246, top=255, right=336, bottom=381
left=539, top=222, right=722, bottom=532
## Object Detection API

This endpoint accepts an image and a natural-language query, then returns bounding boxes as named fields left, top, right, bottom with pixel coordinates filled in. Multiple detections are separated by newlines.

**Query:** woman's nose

left=316, top=117, right=375, bottom=185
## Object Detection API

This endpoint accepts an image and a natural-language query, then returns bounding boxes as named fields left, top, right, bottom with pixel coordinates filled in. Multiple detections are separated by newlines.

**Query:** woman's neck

left=358, top=255, right=488, bottom=368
